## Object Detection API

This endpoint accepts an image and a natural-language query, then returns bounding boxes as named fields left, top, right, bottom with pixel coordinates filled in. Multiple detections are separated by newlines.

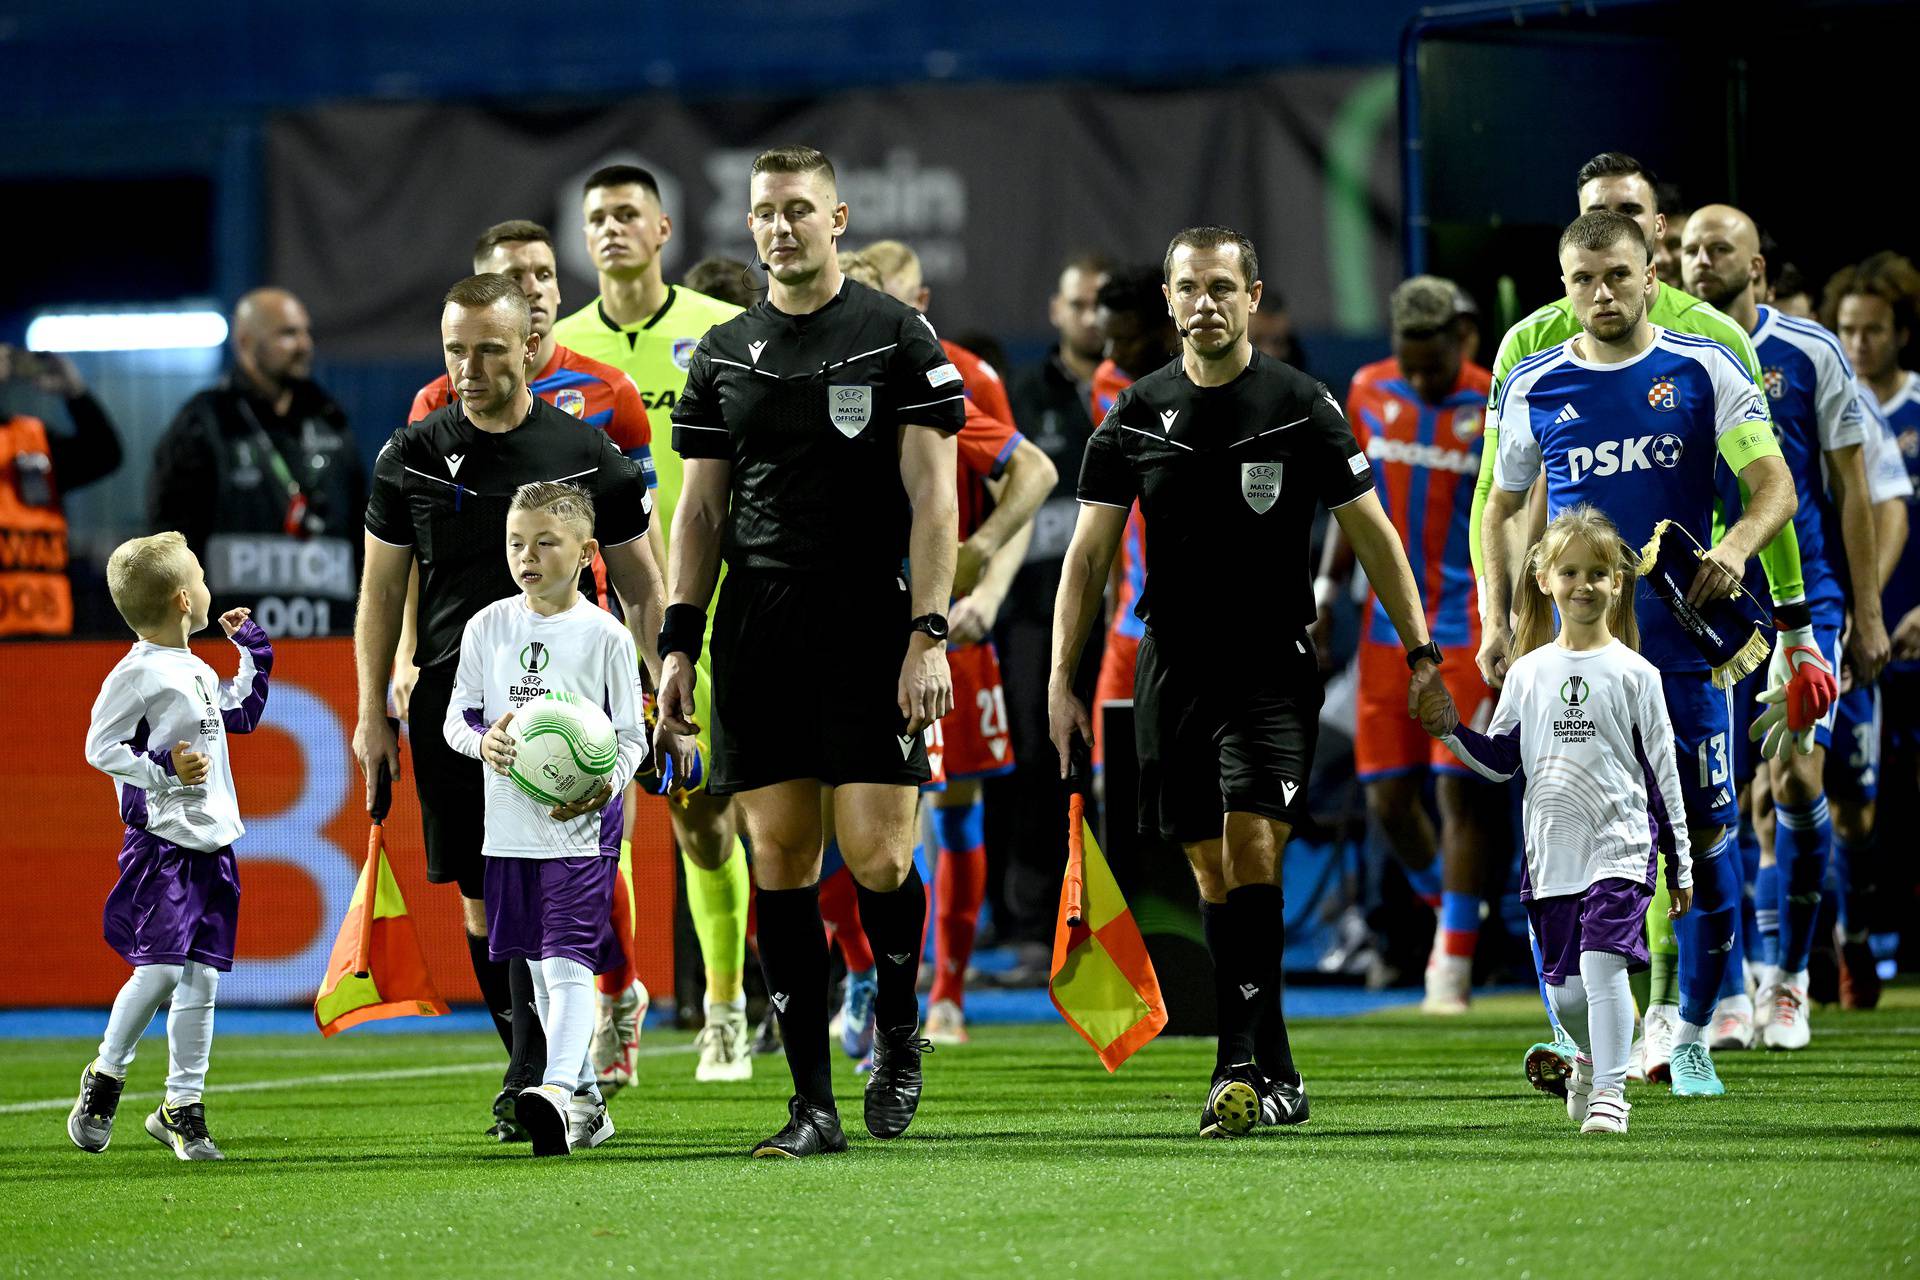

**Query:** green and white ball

left=507, top=692, right=618, bottom=807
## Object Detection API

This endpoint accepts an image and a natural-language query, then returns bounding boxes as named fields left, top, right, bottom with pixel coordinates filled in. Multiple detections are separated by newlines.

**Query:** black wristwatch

left=1405, top=641, right=1443, bottom=670
left=910, top=613, right=950, bottom=643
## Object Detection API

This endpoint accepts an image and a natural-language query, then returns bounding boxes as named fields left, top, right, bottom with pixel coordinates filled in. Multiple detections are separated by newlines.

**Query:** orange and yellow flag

left=1049, top=793, right=1167, bottom=1071
left=314, top=811, right=447, bottom=1037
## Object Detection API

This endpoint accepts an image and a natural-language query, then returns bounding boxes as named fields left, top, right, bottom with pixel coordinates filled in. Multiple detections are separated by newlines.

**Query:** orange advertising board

left=4, top=637, right=676, bottom=1007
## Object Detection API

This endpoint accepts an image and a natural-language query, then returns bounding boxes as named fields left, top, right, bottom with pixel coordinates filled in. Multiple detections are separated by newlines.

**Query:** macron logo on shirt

left=1553, top=404, right=1581, bottom=425
left=446, top=453, right=466, bottom=479
left=1159, top=409, right=1180, bottom=434
left=748, top=340, right=767, bottom=365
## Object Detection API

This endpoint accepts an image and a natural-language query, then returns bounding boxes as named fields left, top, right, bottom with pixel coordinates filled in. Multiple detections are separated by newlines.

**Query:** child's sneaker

left=567, top=1088, right=615, bottom=1150
left=515, top=1084, right=572, bottom=1157
left=66, top=1063, right=124, bottom=1153
left=1580, top=1088, right=1630, bottom=1134
left=144, top=1101, right=225, bottom=1160
left=1566, top=1054, right=1594, bottom=1125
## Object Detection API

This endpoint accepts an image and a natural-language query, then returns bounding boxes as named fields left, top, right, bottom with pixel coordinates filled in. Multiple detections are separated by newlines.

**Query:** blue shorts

left=1825, top=684, right=1881, bottom=801
left=1730, top=662, right=1769, bottom=788
left=1664, top=669, right=1739, bottom=829
left=1811, top=620, right=1844, bottom=752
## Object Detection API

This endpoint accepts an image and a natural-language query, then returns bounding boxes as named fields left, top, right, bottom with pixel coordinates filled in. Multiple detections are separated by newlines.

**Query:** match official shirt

left=84, top=622, right=274, bottom=852
left=444, top=595, right=648, bottom=860
left=363, top=399, right=652, bottom=673
left=1077, top=350, right=1373, bottom=664
left=1713, top=305, right=1868, bottom=622
left=1492, top=326, right=1778, bottom=672
left=670, top=277, right=967, bottom=578
left=1347, top=356, right=1492, bottom=650
left=1443, top=639, right=1691, bottom=899
left=552, top=286, right=742, bottom=541
left=410, top=345, right=655, bottom=483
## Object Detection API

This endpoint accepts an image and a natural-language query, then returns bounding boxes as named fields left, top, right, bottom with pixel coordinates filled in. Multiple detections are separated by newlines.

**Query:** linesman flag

left=1049, top=792, right=1167, bottom=1071
left=314, top=730, right=447, bottom=1036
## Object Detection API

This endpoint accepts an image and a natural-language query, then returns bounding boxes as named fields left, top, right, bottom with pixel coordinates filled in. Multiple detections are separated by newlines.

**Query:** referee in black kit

left=658, top=146, right=964, bottom=1159
left=1049, top=227, right=1442, bottom=1139
left=352, top=273, right=677, bottom=1138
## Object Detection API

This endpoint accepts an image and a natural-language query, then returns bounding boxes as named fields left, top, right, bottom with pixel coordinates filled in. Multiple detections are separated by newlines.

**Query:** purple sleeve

left=1633, top=724, right=1683, bottom=890
left=1442, top=724, right=1522, bottom=782
left=219, top=619, right=274, bottom=734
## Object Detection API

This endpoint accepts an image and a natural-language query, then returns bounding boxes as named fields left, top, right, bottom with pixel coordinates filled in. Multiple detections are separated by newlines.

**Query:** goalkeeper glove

left=1749, top=622, right=1835, bottom=760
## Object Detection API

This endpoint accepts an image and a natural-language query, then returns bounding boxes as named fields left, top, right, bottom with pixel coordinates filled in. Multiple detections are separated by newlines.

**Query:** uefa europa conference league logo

left=1555, top=674, right=1596, bottom=745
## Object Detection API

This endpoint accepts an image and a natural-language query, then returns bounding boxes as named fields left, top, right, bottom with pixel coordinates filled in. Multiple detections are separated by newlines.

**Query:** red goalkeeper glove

left=1749, top=624, right=1836, bottom=759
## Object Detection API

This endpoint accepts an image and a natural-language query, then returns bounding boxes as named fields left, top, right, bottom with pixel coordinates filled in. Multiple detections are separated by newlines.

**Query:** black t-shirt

left=364, top=397, right=652, bottom=672
left=1076, top=350, right=1372, bottom=664
left=671, top=278, right=967, bottom=577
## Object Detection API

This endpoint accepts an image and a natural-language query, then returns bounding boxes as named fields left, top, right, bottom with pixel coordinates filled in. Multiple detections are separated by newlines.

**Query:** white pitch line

left=1, top=1042, right=691, bottom=1115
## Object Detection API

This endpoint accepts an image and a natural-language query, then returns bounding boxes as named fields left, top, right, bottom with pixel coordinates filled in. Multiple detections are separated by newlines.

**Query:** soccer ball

left=507, top=692, right=618, bottom=807
left=1651, top=434, right=1684, bottom=468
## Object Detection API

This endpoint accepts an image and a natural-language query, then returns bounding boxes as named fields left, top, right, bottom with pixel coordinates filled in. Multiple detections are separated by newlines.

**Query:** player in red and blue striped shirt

left=1315, top=276, right=1497, bottom=1014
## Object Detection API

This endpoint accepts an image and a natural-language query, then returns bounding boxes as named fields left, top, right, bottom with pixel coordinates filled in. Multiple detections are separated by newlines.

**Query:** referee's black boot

left=1255, top=1068, right=1310, bottom=1127
left=751, top=1095, right=848, bottom=1159
left=1200, top=1064, right=1261, bottom=1139
left=865, top=1026, right=932, bottom=1139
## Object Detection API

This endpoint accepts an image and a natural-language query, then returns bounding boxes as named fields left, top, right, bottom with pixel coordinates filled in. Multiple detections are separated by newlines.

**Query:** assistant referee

left=1049, top=227, right=1442, bottom=1139
left=352, top=273, right=674, bottom=1137
left=658, top=145, right=965, bottom=1159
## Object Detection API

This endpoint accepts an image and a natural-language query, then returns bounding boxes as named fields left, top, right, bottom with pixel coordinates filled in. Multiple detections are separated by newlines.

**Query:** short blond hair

left=857, top=240, right=919, bottom=285
left=837, top=248, right=884, bottom=290
left=509, top=481, right=595, bottom=539
left=106, top=532, right=195, bottom=632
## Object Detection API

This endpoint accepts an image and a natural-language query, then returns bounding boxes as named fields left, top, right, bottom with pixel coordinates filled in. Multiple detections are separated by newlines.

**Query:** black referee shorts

left=707, top=568, right=930, bottom=794
left=407, top=664, right=486, bottom=899
left=1133, top=630, right=1322, bottom=846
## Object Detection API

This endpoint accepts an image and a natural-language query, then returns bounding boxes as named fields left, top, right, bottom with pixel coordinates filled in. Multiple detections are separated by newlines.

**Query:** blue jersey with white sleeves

left=1714, top=306, right=1867, bottom=620
left=1493, top=326, right=1773, bottom=671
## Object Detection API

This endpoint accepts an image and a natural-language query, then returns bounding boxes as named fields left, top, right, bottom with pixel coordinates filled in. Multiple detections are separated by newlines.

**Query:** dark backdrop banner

left=267, top=71, right=1399, bottom=362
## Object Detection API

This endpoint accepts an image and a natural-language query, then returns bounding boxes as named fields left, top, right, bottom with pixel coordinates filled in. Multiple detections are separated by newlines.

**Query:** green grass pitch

left=5, top=990, right=1917, bottom=1278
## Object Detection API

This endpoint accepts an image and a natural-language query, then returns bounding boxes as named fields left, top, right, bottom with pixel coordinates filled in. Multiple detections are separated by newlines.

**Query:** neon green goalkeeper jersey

left=1469, top=279, right=1803, bottom=602
left=551, top=285, right=743, bottom=546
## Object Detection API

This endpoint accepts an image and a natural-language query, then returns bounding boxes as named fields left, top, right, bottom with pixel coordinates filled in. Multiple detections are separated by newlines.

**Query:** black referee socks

left=1201, top=884, right=1290, bottom=1074
left=756, top=885, right=835, bottom=1108
left=855, top=865, right=928, bottom=1033
left=466, top=932, right=515, bottom=1055
left=505, top=958, right=548, bottom=1090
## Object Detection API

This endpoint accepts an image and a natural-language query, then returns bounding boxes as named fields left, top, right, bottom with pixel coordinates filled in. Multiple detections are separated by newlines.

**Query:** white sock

left=538, top=956, right=595, bottom=1093
left=97, top=964, right=183, bottom=1078
left=528, top=963, right=552, bottom=1032
left=164, top=962, right=220, bottom=1105
left=1719, top=993, right=1754, bottom=1019
left=1787, top=968, right=1809, bottom=993
left=1673, top=1019, right=1705, bottom=1046
left=1579, top=951, right=1633, bottom=1095
left=705, top=993, right=746, bottom=1021
left=1545, top=975, right=1591, bottom=1060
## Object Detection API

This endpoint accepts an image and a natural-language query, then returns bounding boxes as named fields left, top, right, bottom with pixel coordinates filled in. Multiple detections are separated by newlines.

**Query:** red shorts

left=923, top=715, right=948, bottom=790
left=1353, top=639, right=1493, bottom=781
left=939, top=641, right=1016, bottom=781
left=1092, top=630, right=1141, bottom=767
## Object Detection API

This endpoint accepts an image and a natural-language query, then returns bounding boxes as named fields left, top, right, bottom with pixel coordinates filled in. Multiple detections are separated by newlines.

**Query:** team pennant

left=314, top=739, right=447, bottom=1036
left=1049, top=793, right=1167, bottom=1072
left=1636, top=519, right=1772, bottom=688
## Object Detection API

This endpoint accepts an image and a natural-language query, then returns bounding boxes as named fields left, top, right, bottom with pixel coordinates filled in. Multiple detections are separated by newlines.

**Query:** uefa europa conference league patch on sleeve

left=927, top=363, right=962, bottom=388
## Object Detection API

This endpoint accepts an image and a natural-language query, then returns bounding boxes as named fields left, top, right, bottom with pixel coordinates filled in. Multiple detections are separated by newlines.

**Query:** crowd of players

left=52, top=138, right=1920, bottom=1157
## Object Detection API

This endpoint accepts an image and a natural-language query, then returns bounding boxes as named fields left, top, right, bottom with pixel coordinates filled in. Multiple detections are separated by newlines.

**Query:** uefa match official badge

left=1241, top=462, right=1281, bottom=514
left=829, top=385, right=872, bottom=438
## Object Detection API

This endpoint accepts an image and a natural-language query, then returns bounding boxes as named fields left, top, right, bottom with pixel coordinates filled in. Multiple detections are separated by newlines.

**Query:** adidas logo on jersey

left=1553, top=404, right=1581, bottom=424
left=446, top=453, right=466, bottom=478
left=748, top=340, right=767, bottom=364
